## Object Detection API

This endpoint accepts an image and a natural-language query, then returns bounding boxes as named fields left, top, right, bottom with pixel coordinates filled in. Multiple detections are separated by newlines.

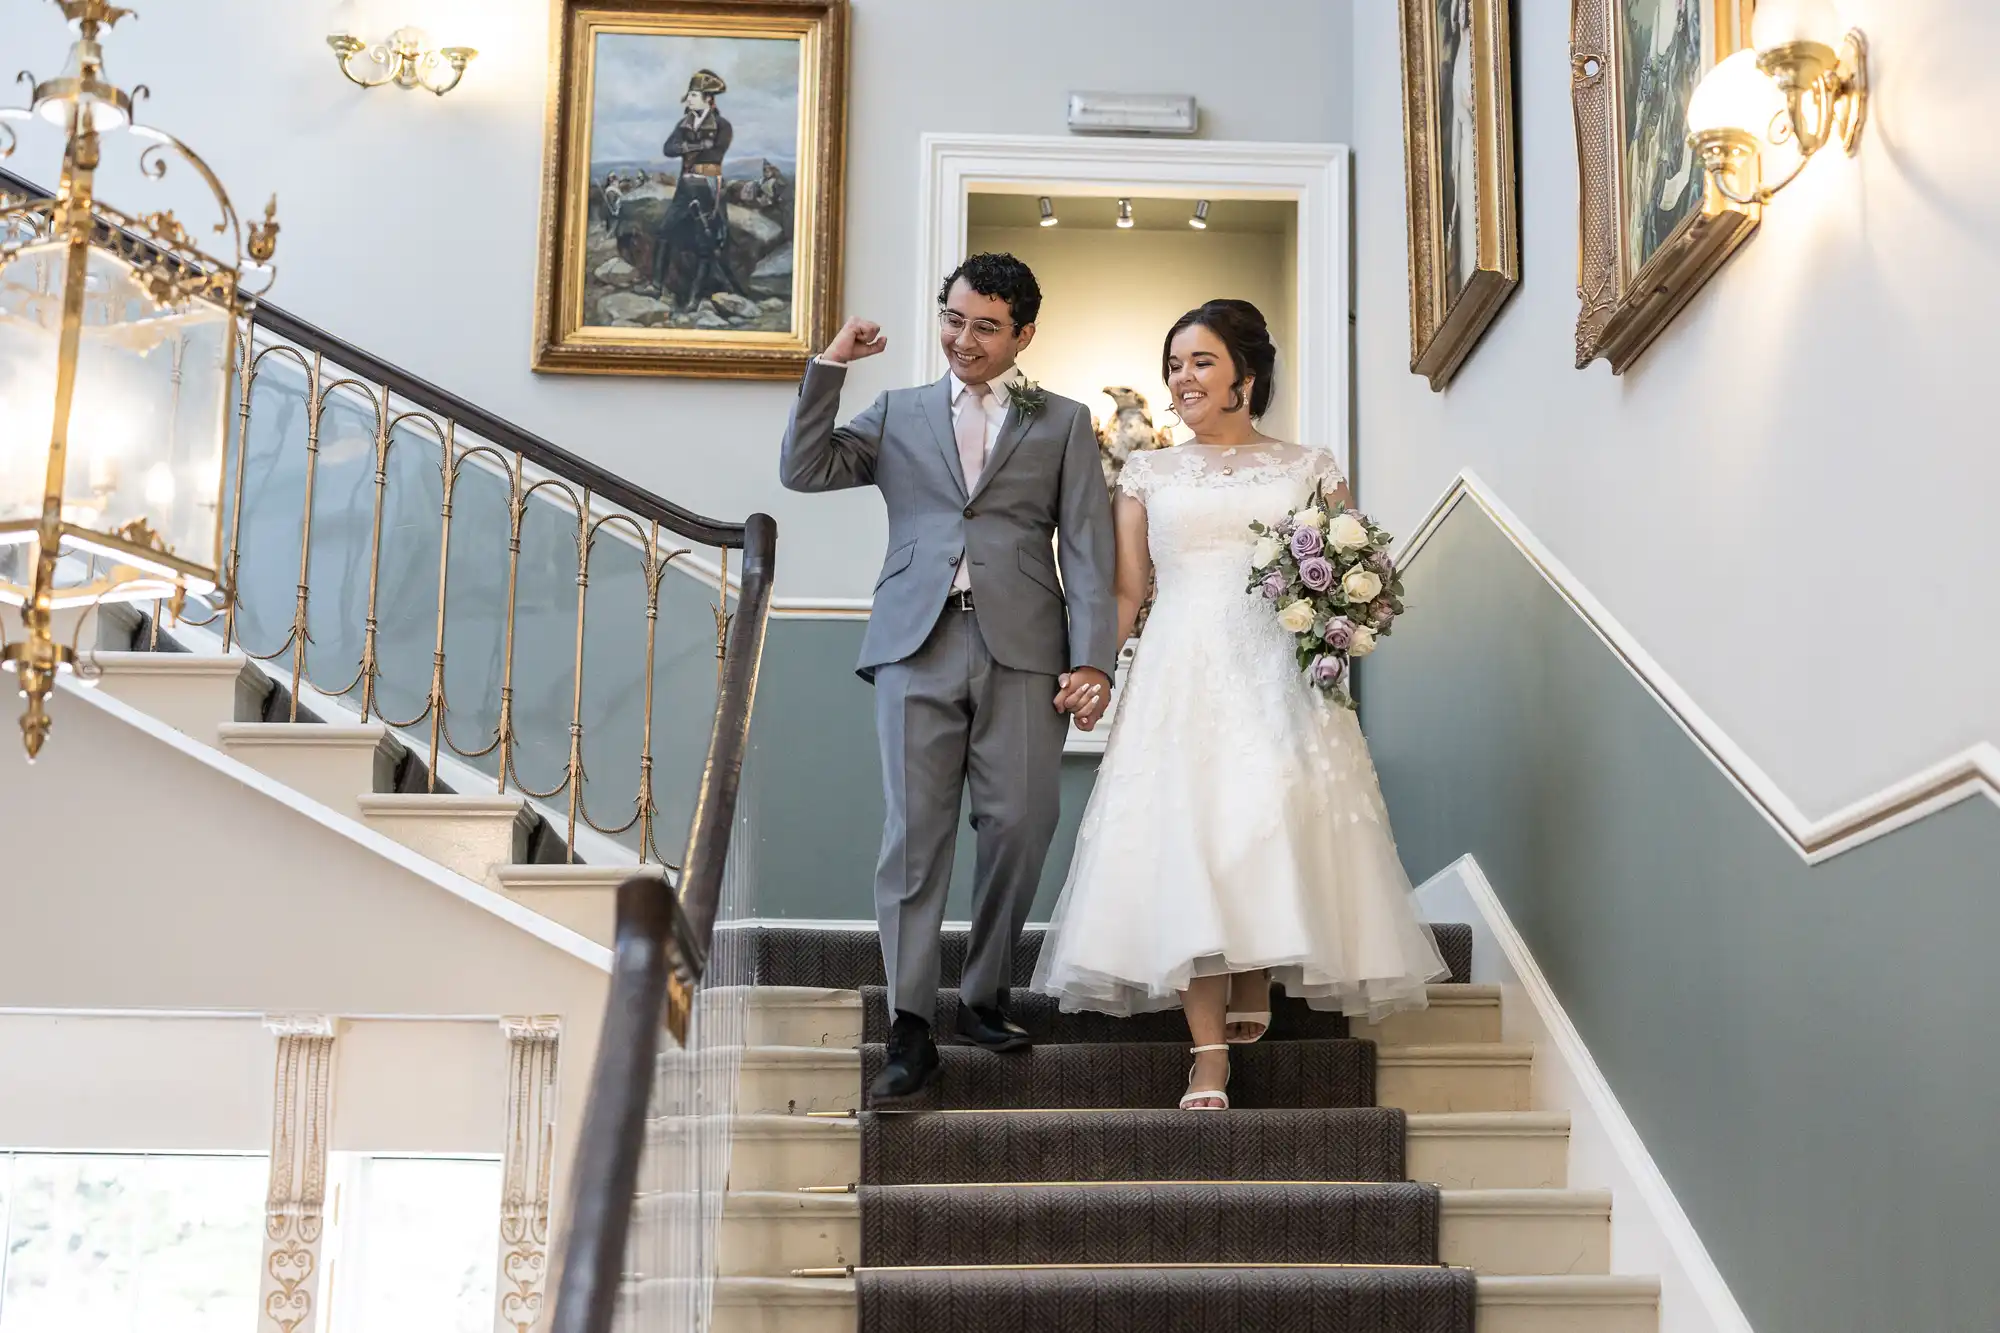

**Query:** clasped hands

left=1056, top=667, right=1112, bottom=731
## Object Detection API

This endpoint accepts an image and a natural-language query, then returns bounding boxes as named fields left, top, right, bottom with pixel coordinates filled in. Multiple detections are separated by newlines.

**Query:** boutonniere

left=1009, top=379, right=1049, bottom=421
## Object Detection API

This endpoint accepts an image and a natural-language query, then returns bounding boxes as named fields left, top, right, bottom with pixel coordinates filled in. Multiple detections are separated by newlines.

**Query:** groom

left=780, top=253, right=1118, bottom=1100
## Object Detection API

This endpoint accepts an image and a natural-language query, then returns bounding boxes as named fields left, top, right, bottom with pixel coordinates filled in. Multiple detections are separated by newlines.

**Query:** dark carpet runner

left=860, top=1038, right=1374, bottom=1112
left=860, top=985, right=1353, bottom=1046
left=861, top=1182, right=1442, bottom=1266
left=854, top=1267, right=1479, bottom=1333
left=758, top=926, right=1476, bottom=1333
left=860, top=1107, right=1408, bottom=1185
left=739, top=921, right=1474, bottom=990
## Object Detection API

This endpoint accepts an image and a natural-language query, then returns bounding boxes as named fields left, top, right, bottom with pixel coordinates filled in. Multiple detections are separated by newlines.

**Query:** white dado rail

left=1399, top=471, right=2000, bottom=865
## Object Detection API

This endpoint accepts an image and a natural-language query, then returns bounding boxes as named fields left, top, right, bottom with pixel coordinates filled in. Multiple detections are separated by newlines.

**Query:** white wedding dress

left=1032, top=442, right=1448, bottom=1023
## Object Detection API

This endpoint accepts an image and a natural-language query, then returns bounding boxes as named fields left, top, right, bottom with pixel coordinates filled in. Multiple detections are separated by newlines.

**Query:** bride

left=1030, top=299, right=1448, bottom=1111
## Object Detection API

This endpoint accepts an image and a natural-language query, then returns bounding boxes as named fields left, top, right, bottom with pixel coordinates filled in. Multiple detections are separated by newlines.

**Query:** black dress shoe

left=869, top=1012, right=940, bottom=1102
left=955, top=1001, right=1032, bottom=1052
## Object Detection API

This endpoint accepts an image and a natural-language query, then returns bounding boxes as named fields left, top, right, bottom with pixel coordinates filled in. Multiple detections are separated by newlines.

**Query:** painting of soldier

left=535, top=1, right=847, bottom=378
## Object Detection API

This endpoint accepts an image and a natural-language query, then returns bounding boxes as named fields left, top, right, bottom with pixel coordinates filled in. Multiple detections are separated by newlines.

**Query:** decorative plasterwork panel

left=260, top=1015, right=337, bottom=1333
left=497, top=1016, right=563, bottom=1333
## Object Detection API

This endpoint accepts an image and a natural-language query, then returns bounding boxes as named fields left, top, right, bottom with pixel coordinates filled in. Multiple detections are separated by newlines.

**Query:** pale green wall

left=1363, top=501, right=2000, bottom=1333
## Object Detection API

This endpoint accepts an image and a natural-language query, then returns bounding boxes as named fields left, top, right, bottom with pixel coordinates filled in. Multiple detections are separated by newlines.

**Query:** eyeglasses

left=937, top=309, right=1013, bottom=340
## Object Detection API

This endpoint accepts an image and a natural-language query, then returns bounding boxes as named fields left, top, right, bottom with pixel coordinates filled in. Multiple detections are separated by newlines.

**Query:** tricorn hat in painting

left=686, top=68, right=728, bottom=96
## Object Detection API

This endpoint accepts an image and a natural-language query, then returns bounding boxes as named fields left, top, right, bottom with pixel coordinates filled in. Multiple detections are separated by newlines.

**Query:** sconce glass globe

left=1687, top=48, right=1785, bottom=140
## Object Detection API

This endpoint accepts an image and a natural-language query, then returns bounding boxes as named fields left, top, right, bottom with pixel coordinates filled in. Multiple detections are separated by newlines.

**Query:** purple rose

left=1369, top=597, right=1396, bottom=628
left=1309, top=654, right=1348, bottom=689
left=1297, top=555, right=1335, bottom=592
left=1289, top=525, right=1324, bottom=560
left=1367, top=549, right=1396, bottom=576
left=1259, top=570, right=1288, bottom=601
left=1323, top=616, right=1355, bottom=652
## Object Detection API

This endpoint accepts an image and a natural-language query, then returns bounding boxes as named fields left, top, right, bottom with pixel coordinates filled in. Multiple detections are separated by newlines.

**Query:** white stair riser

left=1439, top=1203, right=1610, bottom=1276
left=737, top=1057, right=858, bottom=1117
left=1378, top=1056, right=1533, bottom=1114
left=1358, top=999, right=1501, bottom=1046
left=720, top=1207, right=859, bottom=1278
left=219, top=737, right=391, bottom=820
left=94, top=662, right=252, bottom=737
left=716, top=1198, right=1609, bottom=1279
left=359, top=807, right=527, bottom=884
left=504, top=887, right=614, bottom=948
left=1408, top=1128, right=1568, bottom=1190
left=748, top=1002, right=866, bottom=1050
left=1476, top=1295, right=1659, bottom=1333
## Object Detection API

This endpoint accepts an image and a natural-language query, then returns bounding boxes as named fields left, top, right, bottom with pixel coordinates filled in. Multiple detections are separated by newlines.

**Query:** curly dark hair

left=938, top=252, right=1042, bottom=328
left=1162, top=299, right=1278, bottom=418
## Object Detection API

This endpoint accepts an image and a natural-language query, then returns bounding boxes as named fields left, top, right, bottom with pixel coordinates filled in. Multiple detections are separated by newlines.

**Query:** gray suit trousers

left=873, top=602, right=1067, bottom=1018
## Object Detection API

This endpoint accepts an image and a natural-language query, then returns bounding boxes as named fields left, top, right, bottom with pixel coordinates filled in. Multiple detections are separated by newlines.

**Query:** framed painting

left=1572, top=0, right=1757, bottom=372
left=1398, top=0, right=1521, bottom=391
left=533, top=0, right=848, bottom=379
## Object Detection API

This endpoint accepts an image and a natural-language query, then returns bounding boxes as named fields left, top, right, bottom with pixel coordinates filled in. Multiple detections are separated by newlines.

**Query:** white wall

left=1351, top=0, right=2000, bottom=815
left=965, top=223, right=1297, bottom=443
left=0, top=0, right=1351, bottom=601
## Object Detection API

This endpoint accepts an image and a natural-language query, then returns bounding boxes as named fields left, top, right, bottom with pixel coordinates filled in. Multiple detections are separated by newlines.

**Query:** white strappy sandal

left=1178, top=1043, right=1232, bottom=1111
left=1224, top=1010, right=1272, bottom=1045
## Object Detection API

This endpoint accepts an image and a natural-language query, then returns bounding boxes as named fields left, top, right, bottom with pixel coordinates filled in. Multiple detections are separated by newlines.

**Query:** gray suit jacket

left=780, top=360, right=1117, bottom=682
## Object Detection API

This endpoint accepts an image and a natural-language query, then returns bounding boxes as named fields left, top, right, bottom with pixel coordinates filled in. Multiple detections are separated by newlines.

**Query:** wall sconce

left=1188, top=200, right=1210, bottom=230
left=326, top=27, right=478, bottom=97
left=1116, top=198, right=1134, bottom=229
left=1687, top=12, right=1866, bottom=205
left=1038, top=196, right=1058, bottom=228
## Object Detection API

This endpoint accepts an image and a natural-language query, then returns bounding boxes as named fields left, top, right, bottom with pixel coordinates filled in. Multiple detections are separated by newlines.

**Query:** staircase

left=690, top=925, right=1661, bottom=1333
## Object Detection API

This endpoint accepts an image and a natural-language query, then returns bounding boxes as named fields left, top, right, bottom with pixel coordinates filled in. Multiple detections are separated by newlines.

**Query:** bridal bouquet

left=1246, top=482, right=1405, bottom=709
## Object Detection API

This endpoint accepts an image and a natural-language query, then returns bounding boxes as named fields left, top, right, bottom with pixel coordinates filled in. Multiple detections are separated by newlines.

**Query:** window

left=0, top=1152, right=266, bottom=1332
left=321, top=1155, right=501, bottom=1333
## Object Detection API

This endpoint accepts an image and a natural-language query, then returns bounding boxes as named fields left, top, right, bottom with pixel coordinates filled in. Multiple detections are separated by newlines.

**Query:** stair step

left=1378, top=1044, right=1534, bottom=1114
left=705, top=1274, right=1658, bottom=1333
left=89, top=651, right=256, bottom=736
left=216, top=723, right=398, bottom=818
left=738, top=1048, right=862, bottom=1117
left=745, top=983, right=1501, bottom=1050
left=715, top=1184, right=1604, bottom=1279
left=495, top=863, right=665, bottom=947
left=736, top=923, right=1475, bottom=990
left=861, top=1039, right=1375, bottom=1112
left=1407, top=1112, right=1570, bottom=1189
left=355, top=793, right=534, bottom=884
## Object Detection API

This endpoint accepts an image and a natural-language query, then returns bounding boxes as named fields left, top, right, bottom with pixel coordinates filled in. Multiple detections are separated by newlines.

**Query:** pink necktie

left=953, top=382, right=989, bottom=592
left=955, top=380, right=991, bottom=491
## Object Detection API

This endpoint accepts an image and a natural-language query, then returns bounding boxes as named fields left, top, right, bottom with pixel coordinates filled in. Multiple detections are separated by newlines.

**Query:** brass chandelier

left=0, top=0, right=278, bottom=758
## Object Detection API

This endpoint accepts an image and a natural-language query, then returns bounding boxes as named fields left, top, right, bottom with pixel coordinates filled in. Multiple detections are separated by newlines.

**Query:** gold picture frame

left=1398, top=0, right=1521, bottom=392
left=532, top=0, right=848, bottom=379
left=1572, top=0, right=1756, bottom=372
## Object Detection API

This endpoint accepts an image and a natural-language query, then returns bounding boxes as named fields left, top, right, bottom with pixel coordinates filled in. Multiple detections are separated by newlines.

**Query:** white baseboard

left=1415, top=854, right=1753, bottom=1333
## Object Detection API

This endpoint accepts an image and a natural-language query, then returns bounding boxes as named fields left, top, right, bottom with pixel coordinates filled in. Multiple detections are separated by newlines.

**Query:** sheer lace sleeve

left=1116, top=449, right=1157, bottom=501
left=1307, top=447, right=1347, bottom=492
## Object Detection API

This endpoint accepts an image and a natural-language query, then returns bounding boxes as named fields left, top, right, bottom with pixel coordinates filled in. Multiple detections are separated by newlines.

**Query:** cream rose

left=1276, top=599, right=1317, bottom=634
left=1342, top=567, right=1384, bottom=604
left=1348, top=625, right=1378, bottom=658
left=1329, top=512, right=1370, bottom=552
left=1293, top=506, right=1327, bottom=531
left=1251, top=535, right=1284, bottom=569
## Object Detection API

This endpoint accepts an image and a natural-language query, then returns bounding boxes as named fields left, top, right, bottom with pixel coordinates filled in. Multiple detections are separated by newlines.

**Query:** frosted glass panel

left=339, top=1157, right=501, bottom=1333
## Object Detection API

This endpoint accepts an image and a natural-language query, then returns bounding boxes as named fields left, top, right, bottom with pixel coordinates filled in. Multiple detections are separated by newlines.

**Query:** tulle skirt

left=1031, top=581, right=1449, bottom=1025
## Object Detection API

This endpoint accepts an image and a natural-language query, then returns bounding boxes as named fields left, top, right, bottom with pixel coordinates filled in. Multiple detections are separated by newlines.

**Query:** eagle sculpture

left=1094, top=386, right=1176, bottom=490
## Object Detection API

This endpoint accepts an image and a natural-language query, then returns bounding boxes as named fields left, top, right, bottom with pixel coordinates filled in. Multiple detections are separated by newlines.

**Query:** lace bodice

left=1117, top=442, right=1346, bottom=586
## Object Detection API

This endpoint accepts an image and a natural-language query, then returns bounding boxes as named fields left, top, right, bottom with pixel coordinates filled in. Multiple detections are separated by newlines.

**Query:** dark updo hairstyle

left=1162, top=299, right=1277, bottom=418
